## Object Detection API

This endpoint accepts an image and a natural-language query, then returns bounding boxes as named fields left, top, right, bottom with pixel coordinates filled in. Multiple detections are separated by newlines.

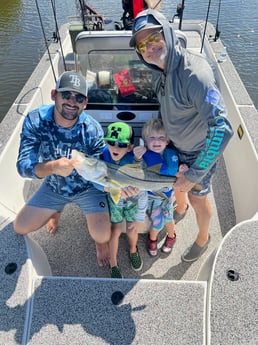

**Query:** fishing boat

left=0, top=1, right=257, bottom=344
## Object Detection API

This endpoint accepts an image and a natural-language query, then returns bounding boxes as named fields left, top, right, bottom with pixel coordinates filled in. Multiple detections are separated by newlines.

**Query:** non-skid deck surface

left=27, top=278, right=206, bottom=345
left=209, top=218, right=258, bottom=345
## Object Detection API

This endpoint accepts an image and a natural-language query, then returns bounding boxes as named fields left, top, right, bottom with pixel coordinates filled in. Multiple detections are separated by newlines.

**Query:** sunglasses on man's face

left=61, top=91, right=86, bottom=104
left=107, top=141, right=129, bottom=148
left=136, top=29, right=163, bottom=54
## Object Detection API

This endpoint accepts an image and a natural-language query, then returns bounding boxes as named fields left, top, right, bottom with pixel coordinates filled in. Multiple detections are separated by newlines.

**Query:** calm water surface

left=0, top=0, right=257, bottom=122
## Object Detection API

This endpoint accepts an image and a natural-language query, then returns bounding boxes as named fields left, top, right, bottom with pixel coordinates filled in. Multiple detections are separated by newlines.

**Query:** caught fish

left=71, top=149, right=176, bottom=204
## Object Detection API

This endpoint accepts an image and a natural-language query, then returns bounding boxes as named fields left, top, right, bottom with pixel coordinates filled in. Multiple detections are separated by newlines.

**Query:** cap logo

left=69, top=74, right=81, bottom=88
left=134, top=15, right=148, bottom=32
left=110, top=126, right=122, bottom=139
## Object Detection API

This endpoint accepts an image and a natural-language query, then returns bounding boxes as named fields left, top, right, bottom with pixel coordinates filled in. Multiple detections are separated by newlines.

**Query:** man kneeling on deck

left=14, top=71, right=137, bottom=267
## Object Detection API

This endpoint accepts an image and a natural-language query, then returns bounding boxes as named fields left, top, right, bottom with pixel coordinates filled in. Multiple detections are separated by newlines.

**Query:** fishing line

left=34, top=0, right=57, bottom=82
left=50, top=0, right=67, bottom=71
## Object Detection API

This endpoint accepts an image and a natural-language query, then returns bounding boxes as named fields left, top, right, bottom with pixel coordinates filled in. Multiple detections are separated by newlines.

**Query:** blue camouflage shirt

left=17, top=104, right=105, bottom=196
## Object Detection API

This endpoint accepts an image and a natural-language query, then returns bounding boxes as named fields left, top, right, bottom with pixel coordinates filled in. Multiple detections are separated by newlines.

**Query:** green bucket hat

left=104, top=122, right=132, bottom=144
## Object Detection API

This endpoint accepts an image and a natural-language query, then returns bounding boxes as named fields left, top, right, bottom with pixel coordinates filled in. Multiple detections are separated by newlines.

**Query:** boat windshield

left=74, top=33, right=159, bottom=111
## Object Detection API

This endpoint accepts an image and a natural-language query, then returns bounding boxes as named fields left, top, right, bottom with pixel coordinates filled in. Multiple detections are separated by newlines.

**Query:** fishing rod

left=214, top=0, right=221, bottom=41
left=200, top=0, right=212, bottom=53
left=34, top=0, right=57, bottom=82
left=50, top=0, right=67, bottom=71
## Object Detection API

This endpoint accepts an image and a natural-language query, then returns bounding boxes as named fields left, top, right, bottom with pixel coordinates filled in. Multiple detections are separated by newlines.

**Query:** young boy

left=102, top=121, right=147, bottom=278
left=134, top=118, right=184, bottom=257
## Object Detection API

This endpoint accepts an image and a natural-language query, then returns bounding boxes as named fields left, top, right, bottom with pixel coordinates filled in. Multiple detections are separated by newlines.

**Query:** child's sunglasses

left=61, top=91, right=86, bottom=104
left=107, top=141, right=129, bottom=148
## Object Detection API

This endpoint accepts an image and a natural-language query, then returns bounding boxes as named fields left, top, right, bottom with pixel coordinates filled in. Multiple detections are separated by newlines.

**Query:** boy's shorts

left=178, top=151, right=217, bottom=196
left=107, top=194, right=137, bottom=223
left=27, top=182, right=109, bottom=215
left=148, top=197, right=173, bottom=232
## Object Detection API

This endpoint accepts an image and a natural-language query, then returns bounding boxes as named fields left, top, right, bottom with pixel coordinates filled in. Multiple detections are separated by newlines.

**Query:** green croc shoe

left=129, top=247, right=143, bottom=271
left=109, top=266, right=123, bottom=278
left=181, top=235, right=211, bottom=262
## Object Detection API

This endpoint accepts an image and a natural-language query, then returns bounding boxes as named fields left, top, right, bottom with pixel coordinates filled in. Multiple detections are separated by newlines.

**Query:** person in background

left=121, top=0, right=156, bottom=29
left=130, top=9, right=233, bottom=262
left=14, top=71, right=136, bottom=267
left=102, top=122, right=147, bottom=278
left=134, top=118, right=186, bottom=256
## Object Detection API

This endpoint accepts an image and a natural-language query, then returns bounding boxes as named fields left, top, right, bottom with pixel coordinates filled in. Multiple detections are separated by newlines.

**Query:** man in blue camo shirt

left=14, top=71, right=112, bottom=266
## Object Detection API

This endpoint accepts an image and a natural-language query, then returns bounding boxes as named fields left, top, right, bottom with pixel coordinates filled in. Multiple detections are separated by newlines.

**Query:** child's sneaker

left=161, top=234, right=176, bottom=254
left=129, top=247, right=143, bottom=271
left=109, top=266, right=123, bottom=278
left=147, top=235, right=158, bottom=257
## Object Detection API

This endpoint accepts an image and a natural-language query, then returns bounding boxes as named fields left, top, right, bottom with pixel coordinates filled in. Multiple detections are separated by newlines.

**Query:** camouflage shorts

left=107, top=194, right=137, bottom=223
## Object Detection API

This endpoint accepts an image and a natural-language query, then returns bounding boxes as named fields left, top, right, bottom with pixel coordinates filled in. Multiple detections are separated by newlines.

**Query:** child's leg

left=126, top=223, right=138, bottom=254
left=149, top=227, right=159, bottom=241
left=162, top=220, right=176, bottom=254
left=127, top=222, right=143, bottom=271
left=164, top=220, right=176, bottom=238
left=109, top=223, right=122, bottom=267
left=46, top=211, right=61, bottom=234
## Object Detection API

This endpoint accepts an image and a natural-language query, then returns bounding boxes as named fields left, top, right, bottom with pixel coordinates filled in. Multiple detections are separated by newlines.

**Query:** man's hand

left=52, top=157, right=76, bottom=177
left=174, top=171, right=195, bottom=193
left=35, top=157, right=76, bottom=178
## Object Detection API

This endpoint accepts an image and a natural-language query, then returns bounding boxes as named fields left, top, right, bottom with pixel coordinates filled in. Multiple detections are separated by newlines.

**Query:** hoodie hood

left=130, top=9, right=182, bottom=74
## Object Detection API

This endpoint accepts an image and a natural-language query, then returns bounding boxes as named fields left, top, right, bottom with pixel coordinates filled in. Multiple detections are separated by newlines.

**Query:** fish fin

left=152, top=191, right=169, bottom=199
left=110, top=188, right=121, bottom=204
left=146, top=164, right=163, bottom=174
left=105, top=177, right=123, bottom=187
left=122, top=163, right=142, bottom=169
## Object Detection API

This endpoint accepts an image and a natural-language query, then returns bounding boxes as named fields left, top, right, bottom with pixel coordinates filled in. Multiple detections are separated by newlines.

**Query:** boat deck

left=1, top=21, right=257, bottom=345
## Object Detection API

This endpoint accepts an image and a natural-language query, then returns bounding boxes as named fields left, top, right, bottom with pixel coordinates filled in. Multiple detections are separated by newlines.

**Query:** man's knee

left=13, top=217, right=28, bottom=235
left=86, top=212, right=111, bottom=243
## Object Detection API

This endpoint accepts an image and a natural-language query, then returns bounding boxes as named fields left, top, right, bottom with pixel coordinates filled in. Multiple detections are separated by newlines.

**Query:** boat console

left=73, top=30, right=160, bottom=138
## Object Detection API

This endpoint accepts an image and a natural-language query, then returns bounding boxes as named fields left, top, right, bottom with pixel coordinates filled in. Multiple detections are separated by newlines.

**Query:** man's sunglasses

left=61, top=91, right=86, bottom=104
left=136, top=30, right=163, bottom=54
left=107, top=141, right=129, bottom=148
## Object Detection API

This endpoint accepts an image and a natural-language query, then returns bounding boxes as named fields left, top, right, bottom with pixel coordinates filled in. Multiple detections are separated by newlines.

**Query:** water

left=0, top=0, right=257, bottom=123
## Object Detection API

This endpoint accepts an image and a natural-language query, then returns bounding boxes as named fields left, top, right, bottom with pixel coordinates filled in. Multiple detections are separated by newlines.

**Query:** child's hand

left=133, top=146, right=146, bottom=160
left=179, top=163, right=189, bottom=174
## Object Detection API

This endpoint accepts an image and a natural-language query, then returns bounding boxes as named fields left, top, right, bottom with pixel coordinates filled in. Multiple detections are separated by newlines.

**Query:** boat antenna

left=200, top=0, right=212, bottom=53
left=214, top=0, right=221, bottom=41
left=50, top=0, right=67, bottom=71
left=34, top=0, right=57, bottom=82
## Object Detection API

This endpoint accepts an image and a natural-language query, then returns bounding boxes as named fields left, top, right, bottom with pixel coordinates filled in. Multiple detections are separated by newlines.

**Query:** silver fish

left=71, top=149, right=176, bottom=203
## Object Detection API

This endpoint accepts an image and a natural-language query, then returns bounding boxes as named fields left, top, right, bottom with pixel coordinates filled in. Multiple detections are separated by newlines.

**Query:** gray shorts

left=27, top=182, right=109, bottom=215
left=178, top=152, right=217, bottom=196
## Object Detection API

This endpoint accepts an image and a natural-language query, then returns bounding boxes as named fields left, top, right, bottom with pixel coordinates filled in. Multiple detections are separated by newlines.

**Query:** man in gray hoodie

left=130, top=9, right=233, bottom=262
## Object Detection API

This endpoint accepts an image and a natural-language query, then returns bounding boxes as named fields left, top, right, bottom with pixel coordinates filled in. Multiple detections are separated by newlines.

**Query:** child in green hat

left=103, top=121, right=147, bottom=278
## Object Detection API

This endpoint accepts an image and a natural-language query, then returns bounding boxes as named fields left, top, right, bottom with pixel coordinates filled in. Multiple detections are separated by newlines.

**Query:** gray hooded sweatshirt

left=132, top=9, right=233, bottom=184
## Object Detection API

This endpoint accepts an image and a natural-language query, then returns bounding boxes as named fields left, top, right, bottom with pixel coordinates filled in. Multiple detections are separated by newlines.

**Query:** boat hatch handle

left=111, top=291, right=124, bottom=305
left=116, top=112, right=136, bottom=121
left=5, top=262, right=18, bottom=274
left=227, top=269, right=240, bottom=281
